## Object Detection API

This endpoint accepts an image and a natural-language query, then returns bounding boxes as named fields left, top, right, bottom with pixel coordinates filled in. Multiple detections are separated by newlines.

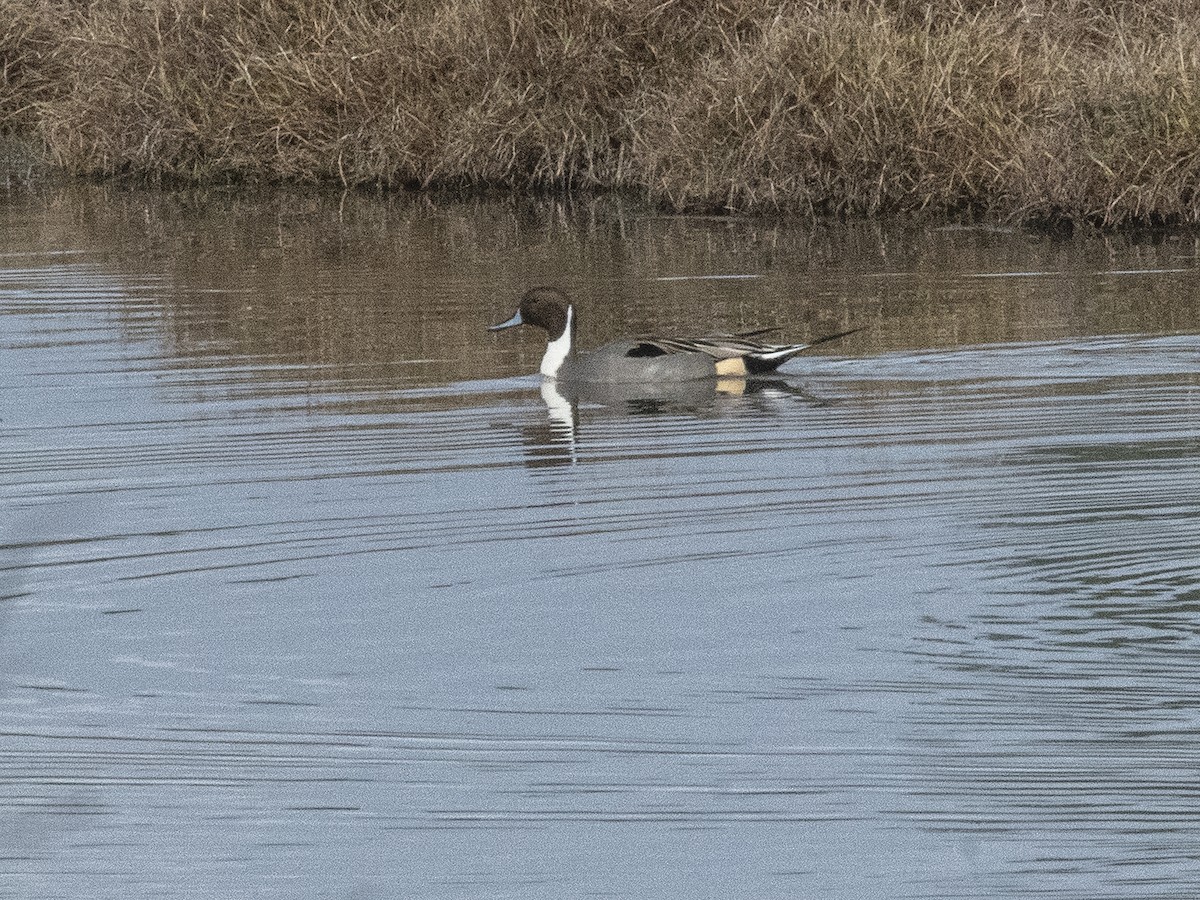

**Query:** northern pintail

left=490, top=287, right=855, bottom=383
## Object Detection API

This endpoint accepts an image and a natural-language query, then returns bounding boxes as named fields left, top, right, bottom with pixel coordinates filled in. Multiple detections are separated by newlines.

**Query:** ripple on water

left=4, top=226, right=1200, bottom=899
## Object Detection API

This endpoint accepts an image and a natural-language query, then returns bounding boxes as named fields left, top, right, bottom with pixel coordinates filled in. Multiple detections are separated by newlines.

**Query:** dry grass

left=4, top=0, right=1200, bottom=225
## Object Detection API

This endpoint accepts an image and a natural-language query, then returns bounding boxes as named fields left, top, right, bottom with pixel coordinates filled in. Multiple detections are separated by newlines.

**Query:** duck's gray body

left=490, top=287, right=855, bottom=384
left=559, top=340, right=720, bottom=383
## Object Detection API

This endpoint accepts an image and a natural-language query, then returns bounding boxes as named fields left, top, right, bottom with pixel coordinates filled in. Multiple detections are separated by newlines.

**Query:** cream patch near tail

left=714, top=356, right=749, bottom=377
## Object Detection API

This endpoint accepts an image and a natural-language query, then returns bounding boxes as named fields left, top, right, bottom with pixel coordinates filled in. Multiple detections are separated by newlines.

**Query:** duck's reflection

left=517, top=380, right=579, bottom=469
left=519, top=376, right=831, bottom=469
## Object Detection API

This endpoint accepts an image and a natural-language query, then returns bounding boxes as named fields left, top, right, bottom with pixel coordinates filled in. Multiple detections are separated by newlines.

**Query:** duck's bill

left=488, top=310, right=523, bottom=331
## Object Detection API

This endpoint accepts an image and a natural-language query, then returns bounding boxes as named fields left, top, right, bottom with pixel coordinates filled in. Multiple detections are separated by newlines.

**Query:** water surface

left=3, top=181, right=1200, bottom=899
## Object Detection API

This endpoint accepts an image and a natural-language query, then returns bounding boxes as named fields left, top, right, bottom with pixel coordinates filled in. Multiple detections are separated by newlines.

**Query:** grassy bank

left=4, top=0, right=1200, bottom=226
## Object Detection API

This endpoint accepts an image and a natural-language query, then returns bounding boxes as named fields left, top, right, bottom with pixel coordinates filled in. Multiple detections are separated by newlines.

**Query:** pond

left=3, top=180, right=1200, bottom=899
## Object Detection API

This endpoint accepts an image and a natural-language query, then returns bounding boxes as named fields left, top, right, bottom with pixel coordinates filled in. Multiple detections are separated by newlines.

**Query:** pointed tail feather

left=746, top=327, right=861, bottom=374
left=803, top=327, right=862, bottom=349
left=756, top=327, right=861, bottom=360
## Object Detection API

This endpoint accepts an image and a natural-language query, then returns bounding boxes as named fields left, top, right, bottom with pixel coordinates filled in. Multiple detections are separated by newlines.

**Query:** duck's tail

left=745, top=327, right=861, bottom=374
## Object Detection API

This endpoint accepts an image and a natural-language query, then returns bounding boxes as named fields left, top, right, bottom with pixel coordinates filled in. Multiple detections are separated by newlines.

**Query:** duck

left=489, top=287, right=856, bottom=383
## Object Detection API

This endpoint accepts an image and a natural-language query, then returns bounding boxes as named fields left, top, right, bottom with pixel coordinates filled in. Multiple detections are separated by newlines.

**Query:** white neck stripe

left=540, top=305, right=573, bottom=378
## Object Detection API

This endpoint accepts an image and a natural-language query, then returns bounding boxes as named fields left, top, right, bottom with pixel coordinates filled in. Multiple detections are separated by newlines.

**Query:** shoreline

left=5, top=1, right=1200, bottom=228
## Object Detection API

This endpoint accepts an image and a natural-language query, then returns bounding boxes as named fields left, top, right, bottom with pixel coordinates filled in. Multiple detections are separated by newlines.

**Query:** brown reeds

left=4, top=0, right=1200, bottom=226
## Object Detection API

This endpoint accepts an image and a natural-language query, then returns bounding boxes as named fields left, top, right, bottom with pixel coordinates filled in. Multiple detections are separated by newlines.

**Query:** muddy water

left=3, top=181, right=1200, bottom=900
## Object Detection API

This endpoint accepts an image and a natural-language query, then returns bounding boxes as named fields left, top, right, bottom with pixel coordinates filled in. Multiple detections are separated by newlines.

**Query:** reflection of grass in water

left=5, top=178, right=1200, bottom=394
left=5, top=0, right=1200, bottom=225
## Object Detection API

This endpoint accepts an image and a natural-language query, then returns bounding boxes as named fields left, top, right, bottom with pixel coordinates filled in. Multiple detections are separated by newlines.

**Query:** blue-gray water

left=3, top=182, right=1200, bottom=899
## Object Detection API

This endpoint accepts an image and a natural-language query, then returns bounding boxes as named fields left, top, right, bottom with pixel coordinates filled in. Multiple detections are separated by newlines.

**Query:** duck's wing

left=627, top=328, right=860, bottom=372
left=628, top=335, right=774, bottom=360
